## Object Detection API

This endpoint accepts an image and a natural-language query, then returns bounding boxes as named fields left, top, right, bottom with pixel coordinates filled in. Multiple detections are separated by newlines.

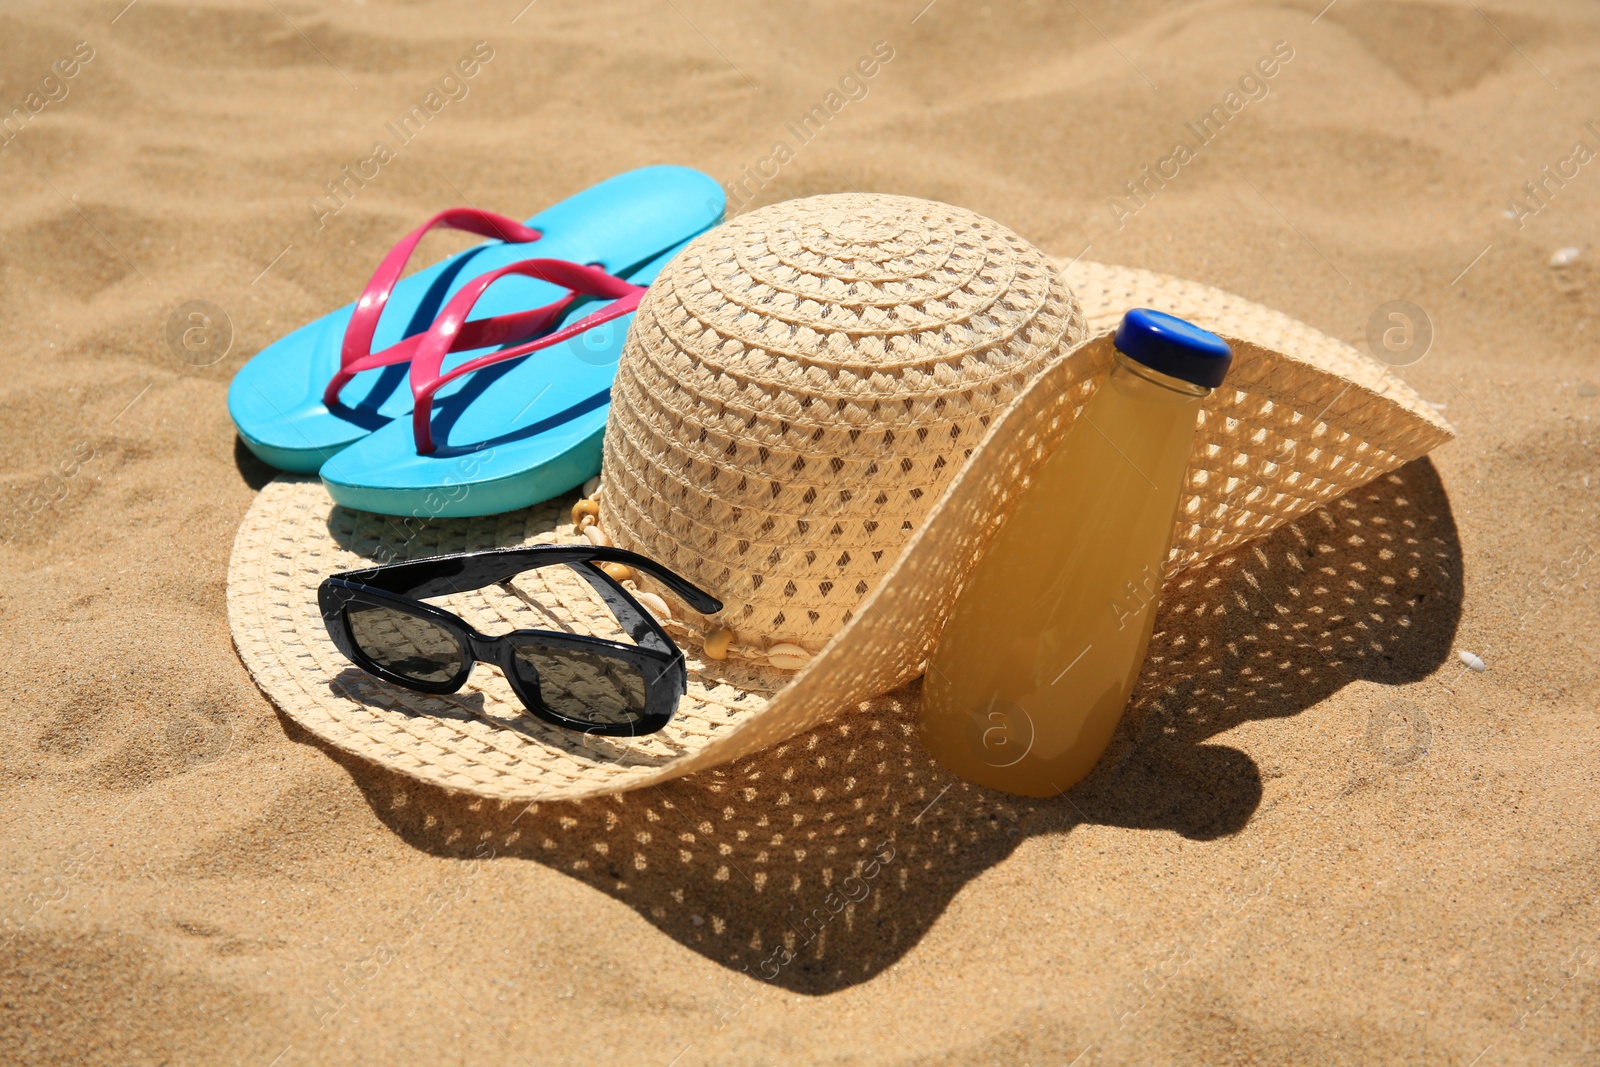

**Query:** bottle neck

left=1110, top=351, right=1214, bottom=398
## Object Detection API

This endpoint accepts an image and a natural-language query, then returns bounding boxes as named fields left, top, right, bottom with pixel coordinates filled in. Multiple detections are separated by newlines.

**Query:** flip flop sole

left=228, top=165, right=723, bottom=472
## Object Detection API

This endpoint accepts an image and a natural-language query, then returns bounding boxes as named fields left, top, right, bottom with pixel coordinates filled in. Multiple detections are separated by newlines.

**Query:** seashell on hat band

left=598, top=193, right=1086, bottom=657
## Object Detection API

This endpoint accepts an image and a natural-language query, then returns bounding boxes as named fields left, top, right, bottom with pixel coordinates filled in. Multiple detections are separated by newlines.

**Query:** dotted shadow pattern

left=287, top=458, right=1461, bottom=995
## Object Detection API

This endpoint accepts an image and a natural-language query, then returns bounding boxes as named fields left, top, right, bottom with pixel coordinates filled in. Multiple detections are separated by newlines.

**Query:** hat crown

left=599, top=193, right=1086, bottom=653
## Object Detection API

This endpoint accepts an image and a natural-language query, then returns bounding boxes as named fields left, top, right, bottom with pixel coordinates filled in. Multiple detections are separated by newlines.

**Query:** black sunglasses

left=318, top=545, right=722, bottom=737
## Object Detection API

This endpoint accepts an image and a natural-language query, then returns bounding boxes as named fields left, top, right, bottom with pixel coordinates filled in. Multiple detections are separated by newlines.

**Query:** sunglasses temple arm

left=586, top=547, right=723, bottom=615
left=331, top=545, right=723, bottom=615
left=441, top=545, right=723, bottom=614
left=567, top=563, right=677, bottom=656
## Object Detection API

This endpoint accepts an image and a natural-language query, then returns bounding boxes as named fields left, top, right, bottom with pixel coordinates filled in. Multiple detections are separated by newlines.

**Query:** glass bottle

left=920, top=309, right=1231, bottom=796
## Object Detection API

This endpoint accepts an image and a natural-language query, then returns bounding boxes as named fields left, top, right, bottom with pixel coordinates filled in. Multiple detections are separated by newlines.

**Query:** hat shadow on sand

left=280, top=457, right=1461, bottom=995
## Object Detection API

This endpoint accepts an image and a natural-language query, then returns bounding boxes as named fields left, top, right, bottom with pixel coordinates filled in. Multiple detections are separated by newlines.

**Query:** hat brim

left=227, top=260, right=1454, bottom=801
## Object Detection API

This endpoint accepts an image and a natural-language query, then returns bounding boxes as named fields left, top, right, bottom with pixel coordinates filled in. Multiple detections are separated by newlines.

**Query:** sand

left=2, top=1, right=1598, bottom=1063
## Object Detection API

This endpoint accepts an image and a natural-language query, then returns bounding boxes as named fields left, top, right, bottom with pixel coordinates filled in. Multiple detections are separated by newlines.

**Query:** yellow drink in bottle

left=920, top=309, right=1231, bottom=796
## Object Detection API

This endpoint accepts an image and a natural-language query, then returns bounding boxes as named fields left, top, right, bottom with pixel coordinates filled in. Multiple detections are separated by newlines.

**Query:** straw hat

left=227, top=193, right=1454, bottom=802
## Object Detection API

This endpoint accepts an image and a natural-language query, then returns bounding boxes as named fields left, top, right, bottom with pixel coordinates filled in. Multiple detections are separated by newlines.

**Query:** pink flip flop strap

left=408, top=259, right=646, bottom=454
left=323, top=207, right=541, bottom=408
left=325, top=293, right=580, bottom=379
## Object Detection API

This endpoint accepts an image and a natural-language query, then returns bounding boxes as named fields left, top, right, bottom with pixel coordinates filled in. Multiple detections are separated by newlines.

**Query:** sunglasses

left=318, top=544, right=722, bottom=737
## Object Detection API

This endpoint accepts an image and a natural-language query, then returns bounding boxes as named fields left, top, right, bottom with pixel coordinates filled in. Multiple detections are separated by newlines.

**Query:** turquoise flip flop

left=317, top=241, right=683, bottom=518
left=228, top=165, right=723, bottom=472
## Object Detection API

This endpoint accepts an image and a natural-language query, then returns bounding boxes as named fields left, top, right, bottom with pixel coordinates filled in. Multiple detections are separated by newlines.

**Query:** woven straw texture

left=228, top=238, right=1455, bottom=803
left=600, top=194, right=1085, bottom=657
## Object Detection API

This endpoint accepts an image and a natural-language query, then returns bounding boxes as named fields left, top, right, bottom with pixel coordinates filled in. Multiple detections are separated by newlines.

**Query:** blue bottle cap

left=1112, top=308, right=1232, bottom=389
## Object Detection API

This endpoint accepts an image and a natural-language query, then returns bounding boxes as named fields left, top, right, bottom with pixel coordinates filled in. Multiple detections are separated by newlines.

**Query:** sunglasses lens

left=511, top=642, right=650, bottom=727
left=346, top=602, right=465, bottom=685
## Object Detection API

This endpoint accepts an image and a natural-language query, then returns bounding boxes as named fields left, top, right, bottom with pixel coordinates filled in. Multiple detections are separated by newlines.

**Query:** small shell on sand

left=766, top=643, right=811, bottom=670
left=1459, top=649, right=1487, bottom=672
left=1549, top=247, right=1580, bottom=267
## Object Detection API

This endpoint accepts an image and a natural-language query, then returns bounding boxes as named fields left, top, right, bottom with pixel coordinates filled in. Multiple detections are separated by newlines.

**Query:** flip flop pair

left=229, top=165, right=723, bottom=517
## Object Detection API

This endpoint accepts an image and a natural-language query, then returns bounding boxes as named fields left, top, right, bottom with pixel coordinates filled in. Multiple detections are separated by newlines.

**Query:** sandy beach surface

left=3, top=1, right=1598, bottom=1063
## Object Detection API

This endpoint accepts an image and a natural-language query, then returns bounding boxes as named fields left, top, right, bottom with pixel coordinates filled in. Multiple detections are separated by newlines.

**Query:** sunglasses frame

left=318, top=544, right=723, bottom=737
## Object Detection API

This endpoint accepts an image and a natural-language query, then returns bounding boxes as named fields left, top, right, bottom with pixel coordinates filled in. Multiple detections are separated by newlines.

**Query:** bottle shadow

left=288, top=458, right=1462, bottom=995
